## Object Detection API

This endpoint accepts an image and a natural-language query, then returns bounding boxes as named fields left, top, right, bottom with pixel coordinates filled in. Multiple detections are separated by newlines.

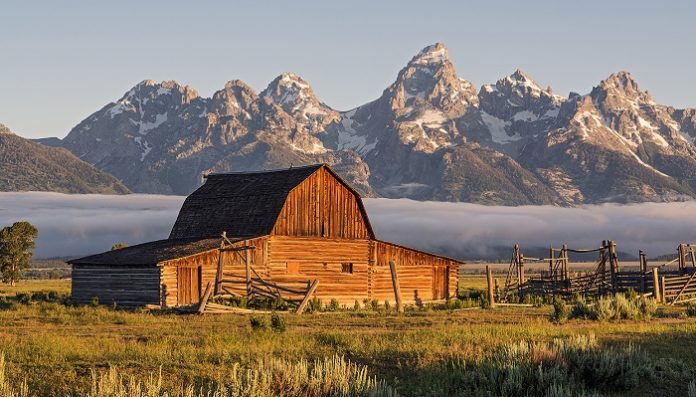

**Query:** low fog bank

left=0, top=192, right=185, bottom=258
left=364, top=199, right=696, bottom=259
left=1, top=192, right=694, bottom=260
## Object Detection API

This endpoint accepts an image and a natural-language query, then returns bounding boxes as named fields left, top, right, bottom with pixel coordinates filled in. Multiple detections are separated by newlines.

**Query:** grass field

left=1, top=279, right=695, bottom=396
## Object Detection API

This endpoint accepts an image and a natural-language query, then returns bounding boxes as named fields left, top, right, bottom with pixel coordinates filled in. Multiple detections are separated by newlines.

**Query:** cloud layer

left=1, top=192, right=695, bottom=259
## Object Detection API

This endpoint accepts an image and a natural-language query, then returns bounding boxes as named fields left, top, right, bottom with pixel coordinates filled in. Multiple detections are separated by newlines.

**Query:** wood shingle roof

left=169, top=164, right=324, bottom=239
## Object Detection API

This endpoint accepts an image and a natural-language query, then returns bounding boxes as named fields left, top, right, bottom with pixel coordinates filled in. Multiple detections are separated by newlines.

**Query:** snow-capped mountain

left=44, top=43, right=696, bottom=205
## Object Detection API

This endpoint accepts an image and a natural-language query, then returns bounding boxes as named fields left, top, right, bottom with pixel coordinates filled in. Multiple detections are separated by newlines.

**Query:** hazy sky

left=1, top=1, right=694, bottom=139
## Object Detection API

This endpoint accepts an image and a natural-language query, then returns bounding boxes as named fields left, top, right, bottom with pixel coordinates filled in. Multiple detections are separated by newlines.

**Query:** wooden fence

left=497, top=242, right=696, bottom=305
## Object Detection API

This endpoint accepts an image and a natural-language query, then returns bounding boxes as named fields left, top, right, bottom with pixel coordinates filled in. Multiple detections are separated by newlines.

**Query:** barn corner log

left=486, top=265, right=496, bottom=308
left=389, top=260, right=404, bottom=313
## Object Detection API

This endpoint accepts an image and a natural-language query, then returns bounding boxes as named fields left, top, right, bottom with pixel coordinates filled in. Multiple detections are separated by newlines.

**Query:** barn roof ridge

left=205, top=163, right=325, bottom=178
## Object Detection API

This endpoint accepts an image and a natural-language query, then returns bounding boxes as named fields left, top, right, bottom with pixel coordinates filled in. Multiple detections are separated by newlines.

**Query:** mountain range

left=12, top=43, right=696, bottom=205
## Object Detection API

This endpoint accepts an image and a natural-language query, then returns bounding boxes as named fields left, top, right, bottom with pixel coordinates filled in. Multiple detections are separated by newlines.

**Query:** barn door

left=432, top=266, right=449, bottom=300
left=177, top=266, right=201, bottom=305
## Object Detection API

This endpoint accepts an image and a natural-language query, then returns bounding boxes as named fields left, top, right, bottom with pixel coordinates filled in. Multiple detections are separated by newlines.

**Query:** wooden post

left=517, top=245, right=525, bottom=285
left=561, top=244, right=568, bottom=280
left=639, top=250, right=647, bottom=292
left=295, top=280, right=320, bottom=314
left=549, top=247, right=554, bottom=280
left=388, top=260, right=403, bottom=313
left=652, top=267, right=660, bottom=303
left=245, top=240, right=251, bottom=300
left=486, top=265, right=496, bottom=308
left=690, top=245, right=696, bottom=269
left=660, top=275, right=667, bottom=304
left=678, top=243, right=686, bottom=273
left=213, top=232, right=225, bottom=295
left=609, top=240, right=617, bottom=291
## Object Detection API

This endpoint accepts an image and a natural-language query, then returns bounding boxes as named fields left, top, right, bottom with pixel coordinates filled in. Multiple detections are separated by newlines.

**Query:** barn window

left=287, top=262, right=300, bottom=274
left=341, top=263, right=353, bottom=274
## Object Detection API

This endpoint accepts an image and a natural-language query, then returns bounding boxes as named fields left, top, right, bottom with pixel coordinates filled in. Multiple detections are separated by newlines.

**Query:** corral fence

left=496, top=242, right=696, bottom=305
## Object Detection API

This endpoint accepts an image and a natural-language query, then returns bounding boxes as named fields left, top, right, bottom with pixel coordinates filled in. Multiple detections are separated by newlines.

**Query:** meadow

left=0, top=279, right=695, bottom=396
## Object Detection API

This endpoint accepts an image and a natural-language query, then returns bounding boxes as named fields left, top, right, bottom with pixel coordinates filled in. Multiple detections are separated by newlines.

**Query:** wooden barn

left=70, top=164, right=462, bottom=309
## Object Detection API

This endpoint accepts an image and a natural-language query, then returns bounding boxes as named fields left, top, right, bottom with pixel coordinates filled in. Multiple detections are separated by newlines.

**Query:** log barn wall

left=71, top=265, right=161, bottom=308
left=369, top=240, right=458, bottom=304
left=159, top=248, right=219, bottom=307
left=272, top=167, right=371, bottom=239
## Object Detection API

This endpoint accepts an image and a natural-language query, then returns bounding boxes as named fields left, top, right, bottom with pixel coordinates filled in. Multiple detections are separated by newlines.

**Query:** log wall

left=369, top=240, right=459, bottom=304
left=160, top=248, right=220, bottom=307
left=71, top=265, right=161, bottom=309
left=272, top=167, right=371, bottom=239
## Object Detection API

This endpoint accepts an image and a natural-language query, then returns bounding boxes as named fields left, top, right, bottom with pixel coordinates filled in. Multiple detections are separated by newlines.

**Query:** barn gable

left=272, top=166, right=374, bottom=239
left=169, top=164, right=374, bottom=240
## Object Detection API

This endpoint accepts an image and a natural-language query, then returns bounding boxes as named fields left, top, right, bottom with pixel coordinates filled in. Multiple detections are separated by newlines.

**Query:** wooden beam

left=652, top=267, right=661, bottom=303
left=197, top=281, right=213, bottom=314
left=245, top=240, right=251, bottom=301
left=486, top=265, right=496, bottom=308
left=295, top=280, right=320, bottom=314
left=389, top=260, right=403, bottom=313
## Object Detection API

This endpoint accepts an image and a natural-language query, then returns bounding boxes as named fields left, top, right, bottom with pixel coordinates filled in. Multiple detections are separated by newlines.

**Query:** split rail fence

left=496, top=242, right=696, bottom=305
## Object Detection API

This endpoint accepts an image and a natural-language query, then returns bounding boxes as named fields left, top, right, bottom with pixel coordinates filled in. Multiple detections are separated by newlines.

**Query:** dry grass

left=0, top=278, right=694, bottom=396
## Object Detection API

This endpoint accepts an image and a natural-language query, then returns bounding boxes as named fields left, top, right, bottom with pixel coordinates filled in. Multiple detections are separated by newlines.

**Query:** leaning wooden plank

left=669, top=271, right=696, bottom=305
left=389, top=260, right=403, bottom=313
left=295, top=280, right=320, bottom=314
left=197, top=281, right=213, bottom=313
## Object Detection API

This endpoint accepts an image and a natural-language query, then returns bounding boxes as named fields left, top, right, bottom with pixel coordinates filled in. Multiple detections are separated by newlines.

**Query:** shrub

left=249, top=316, right=266, bottom=330
left=270, top=313, right=286, bottom=332
left=15, top=293, right=31, bottom=305
left=89, top=296, right=100, bottom=307
left=327, top=299, right=340, bottom=312
left=369, top=299, right=380, bottom=311
left=0, top=296, right=13, bottom=311
left=686, top=303, right=696, bottom=317
left=551, top=298, right=569, bottom=323
left=383, top=300, right=391, bottom=311
left=353, top=300, right=361, bottom=312
left=689, top=380, right=696, bottom=397
left=569, top=294, right=657, bottom=321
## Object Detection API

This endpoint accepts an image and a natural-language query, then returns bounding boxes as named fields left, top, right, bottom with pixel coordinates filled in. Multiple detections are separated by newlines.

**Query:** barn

left=70, top=164, right=462, bottom=309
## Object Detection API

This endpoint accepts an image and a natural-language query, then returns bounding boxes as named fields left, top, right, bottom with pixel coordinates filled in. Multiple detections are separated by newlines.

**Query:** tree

left=0, top=221, right=38, bottom=286
left=111, top=243, right=128, bottom=251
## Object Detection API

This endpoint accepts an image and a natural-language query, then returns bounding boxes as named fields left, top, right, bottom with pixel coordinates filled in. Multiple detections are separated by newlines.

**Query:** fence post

left=639, top=250, right=647, bottom=293
left=652, top=267, right=660, bottom=303
left=660, top=275, right=667, bottom=304
left=678, top=243, right=686, bottom=273
left=549, top=247, right=554, bottom=280
left=519, top=251, right=525, bottom=285
left=486, top=265, right=496, bottom=308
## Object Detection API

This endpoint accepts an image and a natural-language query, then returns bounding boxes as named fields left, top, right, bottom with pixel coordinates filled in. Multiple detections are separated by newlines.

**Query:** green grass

left=0, top=279, right=694, bottom=396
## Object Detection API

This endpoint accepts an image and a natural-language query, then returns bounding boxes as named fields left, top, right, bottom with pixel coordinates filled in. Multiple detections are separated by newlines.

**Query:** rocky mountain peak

left=593, top=71, right=652, bottom=103
left=211, top=80, right=258, bottom=116
left=0, top=123, right=13, bottom=135
left=261, top=73, right=339, bottom=130
left=384, top=43, right=477, bottom=115
left=408, top=42, right=449, bottom=67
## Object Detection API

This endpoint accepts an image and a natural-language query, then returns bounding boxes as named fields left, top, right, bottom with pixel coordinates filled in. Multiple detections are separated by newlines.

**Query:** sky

left=0, top=1, right=694, bottom=139
left=2, top=192, right=695, bottom=259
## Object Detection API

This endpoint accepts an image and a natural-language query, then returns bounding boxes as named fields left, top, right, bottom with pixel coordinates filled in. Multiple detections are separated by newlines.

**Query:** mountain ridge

left=35, top=42, right=696, bottom=205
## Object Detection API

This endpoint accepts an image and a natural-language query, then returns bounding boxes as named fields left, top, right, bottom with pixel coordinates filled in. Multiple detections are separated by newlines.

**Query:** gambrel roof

left=168, top=164, right=374, bottom=239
